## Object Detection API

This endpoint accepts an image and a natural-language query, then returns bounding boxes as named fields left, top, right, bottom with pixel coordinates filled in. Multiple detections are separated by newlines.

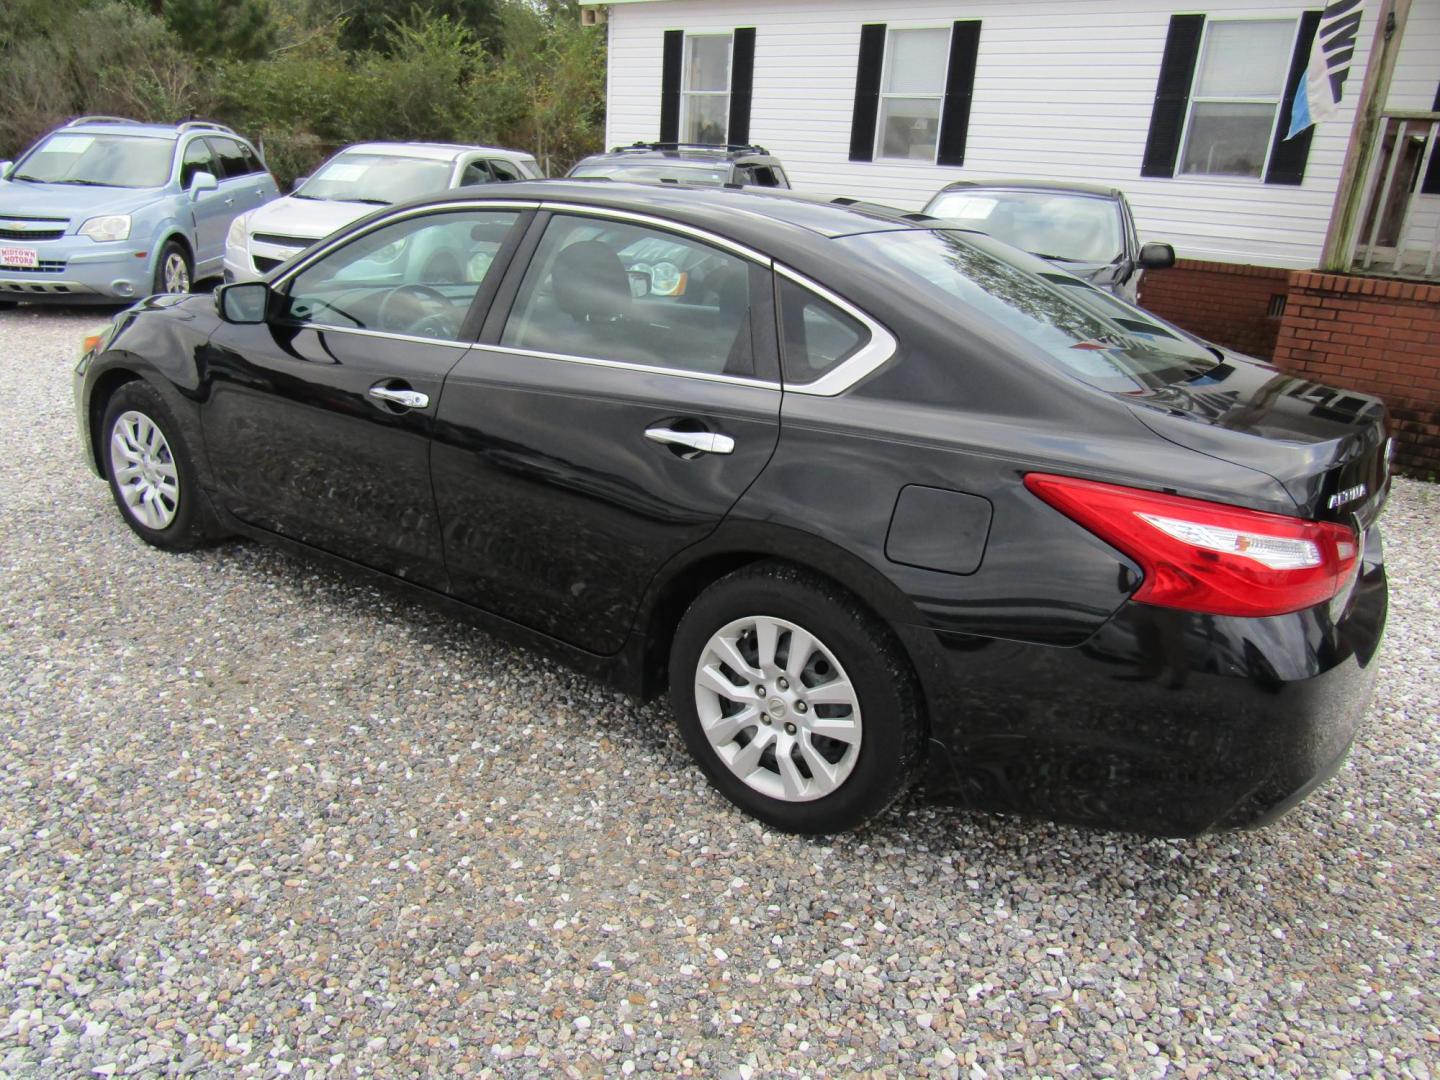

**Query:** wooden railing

left=1350, top=111, right=1440, bottom=280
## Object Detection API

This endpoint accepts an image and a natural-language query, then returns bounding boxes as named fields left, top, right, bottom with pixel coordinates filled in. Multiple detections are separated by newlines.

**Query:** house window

left=1178, top=19, right=1296, bottom=179
left=681, top=34, right=732, bottom=144
left=876, top=28, right=950, bottom=161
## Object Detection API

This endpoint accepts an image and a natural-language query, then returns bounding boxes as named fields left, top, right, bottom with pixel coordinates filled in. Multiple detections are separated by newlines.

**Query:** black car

left=568, top=142, right=790, bottom=189
left=74, top=182, right=1389, bottom=837
left=923, top=180, right=1175, bottom=302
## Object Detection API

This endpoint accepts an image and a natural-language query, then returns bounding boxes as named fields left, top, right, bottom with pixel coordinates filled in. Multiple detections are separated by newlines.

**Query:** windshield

left=12, top=133, right=175, bottom=188
left=569, top=161, right=730, bottom=186
left=923, top=190, right=1125, bottom=264
left=297, top=153, right=453, bottom=205
left=839, top=229, right=1219, bottom=391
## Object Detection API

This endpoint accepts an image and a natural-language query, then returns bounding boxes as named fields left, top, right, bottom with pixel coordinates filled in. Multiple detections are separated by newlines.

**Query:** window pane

left=1194, top=20, right=1293, bottom=98
left=686, top=35, right=731, bottom=92
left=778, top=279, right=866, bottom=385
left=878, top=98, right=941, bottom=160
left=682, top=94, right=730, bottom=145
left=501, top=214, right=755, bottom=377
left=180, top=140, right=216, bottom=187
left=1180, top=102, right=1276, bottom=178
left=925, top=191, right=1125, bottom=264
left=284, top=211, right=519, bottom=339
left=883, top=28, right=950, bottom=95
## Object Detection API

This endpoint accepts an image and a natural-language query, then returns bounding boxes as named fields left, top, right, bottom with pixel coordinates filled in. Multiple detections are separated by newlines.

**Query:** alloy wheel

left=693, top=615, right=862, bottom=802
left=162, top=252, right=190, bottom=293
left=109, top=410, right=180, bottom=530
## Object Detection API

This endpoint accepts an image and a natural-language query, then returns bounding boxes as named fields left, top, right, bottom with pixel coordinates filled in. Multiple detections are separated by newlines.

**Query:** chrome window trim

left=480, top=344, right=782, bottom=391
left=773, top=264, right=898, bottom=397
left=282, top=323, right=477, bottom=351
left=537, top=202, right=773, bottom=265
left=270, top=200, right=542, bottom=290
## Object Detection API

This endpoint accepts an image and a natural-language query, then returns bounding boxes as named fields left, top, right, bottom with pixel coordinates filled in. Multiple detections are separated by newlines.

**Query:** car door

left=179, top=138, right=230, bottom=270
left=200, top=205, right=530, bottom=590
left=431, top=209, right=782, bottom=653
left=207, top=136, right=272, bottom=211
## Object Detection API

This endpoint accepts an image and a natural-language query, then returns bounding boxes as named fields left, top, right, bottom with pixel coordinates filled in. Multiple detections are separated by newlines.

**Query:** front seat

left=550, top=240, right=651, bottom=362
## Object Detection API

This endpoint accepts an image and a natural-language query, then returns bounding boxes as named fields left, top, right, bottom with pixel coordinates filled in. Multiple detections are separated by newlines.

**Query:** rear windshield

left=297, top=152, right=453, bottom=205
left=12, top=133, right=175, bottom=189
left=569, top=161, right=730, bottom=186
left=839, top=229, right=1219, bottom=391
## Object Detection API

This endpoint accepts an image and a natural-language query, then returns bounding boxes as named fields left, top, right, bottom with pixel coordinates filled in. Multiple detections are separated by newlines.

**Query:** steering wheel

left=376, top=284, right=454, bottom=337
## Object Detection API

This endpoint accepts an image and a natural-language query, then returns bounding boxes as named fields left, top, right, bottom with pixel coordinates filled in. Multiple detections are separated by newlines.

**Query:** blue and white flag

left=1286, top=0, right=1363, bottom=139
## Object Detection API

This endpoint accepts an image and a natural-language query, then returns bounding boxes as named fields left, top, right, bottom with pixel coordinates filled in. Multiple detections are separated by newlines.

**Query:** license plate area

left=0, top=246, right=40, bottom=270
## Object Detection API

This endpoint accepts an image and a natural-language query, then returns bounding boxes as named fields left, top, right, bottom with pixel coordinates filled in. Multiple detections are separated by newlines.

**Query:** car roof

left=931, top=178, right=1122, bottom=200
left=389, top=180, right=947, bottom=247
left=342, top=142, right=534, bottom=162
left=53, top=118, right=251, bottom=143
left=582, top=143, right=776, bottom=165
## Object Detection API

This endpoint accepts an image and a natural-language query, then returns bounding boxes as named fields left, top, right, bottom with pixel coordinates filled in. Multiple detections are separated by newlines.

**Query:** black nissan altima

left=74, top=181, right=1390, bottom=837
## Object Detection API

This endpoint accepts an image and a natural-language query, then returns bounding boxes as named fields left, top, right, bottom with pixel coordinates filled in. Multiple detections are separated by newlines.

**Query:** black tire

left=152, top=239, right=192, bottom=295
left=0, top=299, right=16, bottom=310
left=100, top=380, right=216, bottom=551
left=669, top=562, right=924, bottom=835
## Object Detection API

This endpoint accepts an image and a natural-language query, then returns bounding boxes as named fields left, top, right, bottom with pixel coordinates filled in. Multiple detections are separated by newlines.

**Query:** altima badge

left=1327, top=484, right=1368, bottom=510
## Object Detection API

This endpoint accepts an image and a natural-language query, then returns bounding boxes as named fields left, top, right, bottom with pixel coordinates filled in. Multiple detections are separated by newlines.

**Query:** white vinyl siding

left=602, top=0, right=1386, bottom=269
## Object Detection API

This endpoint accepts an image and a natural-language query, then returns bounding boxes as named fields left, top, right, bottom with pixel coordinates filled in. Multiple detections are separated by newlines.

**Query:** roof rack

left=176, top=120, right=236, bottom=135
left=614, top=140, right=770, bottom=155
left=65, top=116, right=135, bottom=128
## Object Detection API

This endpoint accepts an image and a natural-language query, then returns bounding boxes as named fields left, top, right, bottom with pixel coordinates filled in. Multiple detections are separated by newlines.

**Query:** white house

left=585, top=0, right=1438, bottom=272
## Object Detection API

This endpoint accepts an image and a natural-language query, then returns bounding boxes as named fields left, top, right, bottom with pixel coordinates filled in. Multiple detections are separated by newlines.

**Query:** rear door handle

left=370, top=386, right=429, bottom=409
left=644, top=427, right=734, bottom=455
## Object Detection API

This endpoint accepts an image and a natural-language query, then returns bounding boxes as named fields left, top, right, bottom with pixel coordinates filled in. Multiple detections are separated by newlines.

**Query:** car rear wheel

left=669, top=562, right=923, bottom=834
left=153, top=240, right=192, bottom=295
left=101, top=381, right=214, bottom=550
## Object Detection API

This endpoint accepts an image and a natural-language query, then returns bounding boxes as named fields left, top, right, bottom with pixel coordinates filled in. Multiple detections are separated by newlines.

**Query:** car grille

left=0, top=260, right=66, bottom=274
left=252, top=233, right=313, bottom=249
left=0, top=227, right=65, bottom=241
left=251, top=256, right=282, bottom=274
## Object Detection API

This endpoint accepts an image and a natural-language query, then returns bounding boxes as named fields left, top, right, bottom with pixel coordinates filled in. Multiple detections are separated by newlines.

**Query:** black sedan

left=923, top=179, right=1175, bottom=302
left=74, top=182, right=1390, bottom=837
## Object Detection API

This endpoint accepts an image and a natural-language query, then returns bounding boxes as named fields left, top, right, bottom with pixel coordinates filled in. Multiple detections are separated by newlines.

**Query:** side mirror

left=0, top=161, right=12, bottom=180
left=216, top=281, right=271, bottom=324
left=292, top=176, right=309, bottom=194
left=1138, top=242, right=1176, bottom=270
left=626, top=269, right=651, bottom=298
left=189, top=171, right=218, bottom=199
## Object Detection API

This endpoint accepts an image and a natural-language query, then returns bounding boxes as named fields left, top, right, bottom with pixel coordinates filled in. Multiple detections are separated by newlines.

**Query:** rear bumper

left=912, top=525, right=1387, bottom=836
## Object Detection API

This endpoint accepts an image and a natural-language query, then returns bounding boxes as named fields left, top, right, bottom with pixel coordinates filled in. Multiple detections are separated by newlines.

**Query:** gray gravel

left=0, top=303, right=1437, bottom=1079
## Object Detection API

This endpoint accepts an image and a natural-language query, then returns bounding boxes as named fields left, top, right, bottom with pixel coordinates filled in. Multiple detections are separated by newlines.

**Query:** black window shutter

left=849, top=24, right=886, bottom=163
left=659, top=30, right=683, bottom=143
left=1424, top=80, right=1440, bottom=195
left=1265, top=10, right=1323, bottom=186
left=937, top=21, right=981, bottom=167
left=1141, top=14, right=1205, bottom=178
left=728, top=27, right=756, bottom=146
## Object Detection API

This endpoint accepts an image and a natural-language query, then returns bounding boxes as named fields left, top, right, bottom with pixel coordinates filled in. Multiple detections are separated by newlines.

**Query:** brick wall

left=1139, top=259, right=1291, bottom=360
left=1273, top=272, right=1440, bottom=477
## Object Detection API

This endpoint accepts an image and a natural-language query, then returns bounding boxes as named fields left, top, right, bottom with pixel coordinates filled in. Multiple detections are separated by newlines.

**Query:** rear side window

left=239, top=142, right=266, bottom=175
left=489, top=159, right=522, bottom=182
left=206, top=137, right=253, bottom=179
left=501, top=213, right=755, bottom=377
left=777, top=278, right=866, bottom=385
left=460, top=160, right=493, bottom=185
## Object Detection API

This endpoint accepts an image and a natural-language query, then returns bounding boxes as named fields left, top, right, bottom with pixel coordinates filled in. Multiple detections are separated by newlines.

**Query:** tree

left=334, top=0, right=501, bottom=54
left=162, top=0, right=276, bottom=60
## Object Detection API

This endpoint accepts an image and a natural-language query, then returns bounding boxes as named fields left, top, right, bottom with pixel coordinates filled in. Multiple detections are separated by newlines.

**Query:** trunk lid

left=1123, top=354, right=1392, bottom=529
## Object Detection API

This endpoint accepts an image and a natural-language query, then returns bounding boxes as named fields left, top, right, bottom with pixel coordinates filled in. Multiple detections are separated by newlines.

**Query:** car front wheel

left=669, top=563, right=923, bottom=834
left=101, top=381, right=215, bottom=550
left=153, top=240, right=192, bottom=295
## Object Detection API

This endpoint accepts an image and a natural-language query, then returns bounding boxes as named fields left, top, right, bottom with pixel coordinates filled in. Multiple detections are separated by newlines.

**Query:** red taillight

left=1024, top=473, right=1359, bottom=617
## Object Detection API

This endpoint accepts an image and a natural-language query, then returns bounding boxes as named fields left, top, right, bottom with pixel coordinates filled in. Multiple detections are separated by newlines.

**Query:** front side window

left=12, top=133, right=175, bottom=189
left=282, top=210, right=520, bottom=341
left=501, top=214, right=755, bottom=377
left=179, top=139, right=217, bottom=188
left=682, top=34, right=732, bottom=144
left=1179, top=19, right=1296, bottom=179
left=296, top=152, right=454, bottom=206
left=877, top=27, right=950, bottom=161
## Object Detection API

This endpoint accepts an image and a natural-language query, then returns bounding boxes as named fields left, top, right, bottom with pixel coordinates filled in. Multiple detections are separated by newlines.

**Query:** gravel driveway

left=1, top=305, right=1437, bottom=1079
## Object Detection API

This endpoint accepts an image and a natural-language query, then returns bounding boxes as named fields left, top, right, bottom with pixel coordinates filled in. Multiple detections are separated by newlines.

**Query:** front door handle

left=644, top=427, right=734, bottom=455
left=370, top=386, right=429, bottom=409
